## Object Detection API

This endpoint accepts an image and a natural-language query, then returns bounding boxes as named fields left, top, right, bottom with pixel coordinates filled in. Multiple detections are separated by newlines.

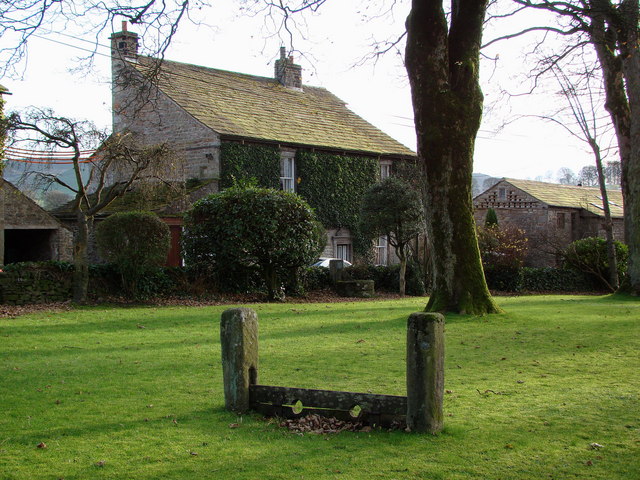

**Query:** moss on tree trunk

left=405, top=0, right=501, bottom=315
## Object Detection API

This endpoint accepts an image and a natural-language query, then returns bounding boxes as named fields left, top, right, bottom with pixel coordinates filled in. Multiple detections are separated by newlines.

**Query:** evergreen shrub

left=95, top=211, right=171, bottom=298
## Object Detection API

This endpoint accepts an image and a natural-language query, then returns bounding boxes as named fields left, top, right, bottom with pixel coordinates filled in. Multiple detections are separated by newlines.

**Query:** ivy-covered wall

left=218, top=142, right=380, bottom=257
left=295, top=150, right=378, bottom=256
left=219, top=142, right=280, bottom=189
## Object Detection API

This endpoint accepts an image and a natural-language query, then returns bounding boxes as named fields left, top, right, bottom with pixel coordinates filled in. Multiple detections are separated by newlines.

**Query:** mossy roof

left=130, top=57, right=415, bottom=158
left=505, top=178, right=624, bottom=218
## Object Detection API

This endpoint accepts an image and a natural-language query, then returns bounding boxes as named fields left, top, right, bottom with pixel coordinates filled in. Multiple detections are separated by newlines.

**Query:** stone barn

left=473, top=178, right=624, bottom=267
left=1, top=179, right=73, bottom=264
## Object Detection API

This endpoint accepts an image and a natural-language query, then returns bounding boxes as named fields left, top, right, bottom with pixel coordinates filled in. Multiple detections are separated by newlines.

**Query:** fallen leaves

left=279, top=414, right=368, bottom=434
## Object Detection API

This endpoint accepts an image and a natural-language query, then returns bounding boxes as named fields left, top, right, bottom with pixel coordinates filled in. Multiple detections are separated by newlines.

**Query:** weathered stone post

left=220, top=308, right=259, bottom=413
left=406, top=312, right=445, bottom=433
left=329, top=259, right=345, bottom=283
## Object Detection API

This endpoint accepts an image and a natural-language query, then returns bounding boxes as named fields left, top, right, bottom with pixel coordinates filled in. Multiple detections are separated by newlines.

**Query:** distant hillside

left=472, top=173, right=500, bottom=197
left=3, top=161, right=90, bottom=209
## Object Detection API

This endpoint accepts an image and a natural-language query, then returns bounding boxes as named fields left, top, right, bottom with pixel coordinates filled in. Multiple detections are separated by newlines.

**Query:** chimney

left=110, top=21, right=139, bottom=61
left=274, top=47, right=303, bottom=91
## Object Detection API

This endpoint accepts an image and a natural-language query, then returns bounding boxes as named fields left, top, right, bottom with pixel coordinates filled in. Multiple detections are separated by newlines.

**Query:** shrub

left=183, top=186, right=325, bottom=301
left=563, top=237, right=628, bottom=290
left=478, top=225, right=529, bottom=269
left=521, top=267, right=597, bottom=292
left=95, top=211, right=171, bottom=298
left=483, top=266, right=523, bottom=292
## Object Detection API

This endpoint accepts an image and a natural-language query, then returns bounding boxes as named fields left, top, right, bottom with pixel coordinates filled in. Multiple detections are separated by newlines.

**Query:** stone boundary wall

left=0, top=272, right=72, bottom=305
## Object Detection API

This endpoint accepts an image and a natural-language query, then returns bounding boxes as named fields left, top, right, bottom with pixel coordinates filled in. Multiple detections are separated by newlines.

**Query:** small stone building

left=106, top=23, right=415, bottom=265
left=1, top=179, right=73, bottom=264
left=473, top=178, right=625, bottom=267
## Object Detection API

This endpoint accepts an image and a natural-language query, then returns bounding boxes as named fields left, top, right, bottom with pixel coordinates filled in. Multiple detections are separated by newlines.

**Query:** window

left=380, top=161, right=391, bottom=180
left=336, top=243, right=352, bottom=263
left=557, top=212, right=566, bottom=229
left=498, top=187, right=507, bottom=199
left=280, top=154, right=295, bottom=192
left=375, top=236, right=388, bottom=265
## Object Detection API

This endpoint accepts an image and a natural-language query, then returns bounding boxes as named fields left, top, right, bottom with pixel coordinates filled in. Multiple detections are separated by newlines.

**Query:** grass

left=0, top=295, right=638, bottom=479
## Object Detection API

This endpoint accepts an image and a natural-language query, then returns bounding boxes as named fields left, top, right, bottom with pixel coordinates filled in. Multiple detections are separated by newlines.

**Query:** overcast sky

left=1, top=1, right=609, bottom=181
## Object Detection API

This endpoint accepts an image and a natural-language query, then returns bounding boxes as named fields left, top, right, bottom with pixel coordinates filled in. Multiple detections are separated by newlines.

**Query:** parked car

left=312, top=258, right=352, bottom=268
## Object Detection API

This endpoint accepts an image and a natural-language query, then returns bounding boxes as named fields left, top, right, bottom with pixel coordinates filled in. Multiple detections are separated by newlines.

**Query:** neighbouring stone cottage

left=1, top=178, right=73, bottom=264
left=473, top=177, right=625, bottom=267
left=99, top=22, right=416, bottom=266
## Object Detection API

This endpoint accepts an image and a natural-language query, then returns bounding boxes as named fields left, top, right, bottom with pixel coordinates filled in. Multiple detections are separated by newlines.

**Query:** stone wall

left=0, top=271, right=72, bottom=305
left=112, top=61, right=221, bottom=184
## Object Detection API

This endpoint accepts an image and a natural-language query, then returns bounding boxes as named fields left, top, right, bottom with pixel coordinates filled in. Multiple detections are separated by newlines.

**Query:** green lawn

left=0, top=295, right=638, bottom=479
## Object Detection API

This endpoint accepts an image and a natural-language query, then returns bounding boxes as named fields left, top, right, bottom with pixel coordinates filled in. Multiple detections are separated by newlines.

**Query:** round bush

left=183, top=186, right=325, bottom=300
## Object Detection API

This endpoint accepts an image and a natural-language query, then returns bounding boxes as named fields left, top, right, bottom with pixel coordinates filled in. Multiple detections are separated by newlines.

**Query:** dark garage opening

left=4, top=229, right=56, bottom=264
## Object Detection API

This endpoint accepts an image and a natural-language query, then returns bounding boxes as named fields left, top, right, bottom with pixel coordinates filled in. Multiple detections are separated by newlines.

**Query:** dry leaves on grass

left=0, top=302, right=72, bottom=318
left=279, top=414, right=369, bottom=434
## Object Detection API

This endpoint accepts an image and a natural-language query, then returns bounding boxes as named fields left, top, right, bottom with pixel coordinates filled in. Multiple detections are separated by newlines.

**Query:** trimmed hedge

left=483, top=265, right=599, bottom=292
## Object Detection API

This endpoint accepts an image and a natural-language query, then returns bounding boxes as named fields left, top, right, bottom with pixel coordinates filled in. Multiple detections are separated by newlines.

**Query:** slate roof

left=130, top=56, right=415, bottom=158
left=505, top=178, right=624, bottom=218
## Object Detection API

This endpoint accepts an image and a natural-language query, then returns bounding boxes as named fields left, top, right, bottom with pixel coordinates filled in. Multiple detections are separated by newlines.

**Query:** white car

left=312, top=258, right=352, bottom=268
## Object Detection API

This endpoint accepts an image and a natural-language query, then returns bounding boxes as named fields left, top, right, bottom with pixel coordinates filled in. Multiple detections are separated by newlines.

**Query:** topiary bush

left=183, top=186, right=325, bottom=301
left=95, top=211, right=171, bottom=298
left=563, top=237, right=628, bottom=290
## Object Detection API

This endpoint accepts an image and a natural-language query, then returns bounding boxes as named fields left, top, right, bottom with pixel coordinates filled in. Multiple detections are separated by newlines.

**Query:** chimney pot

left=122, top=20, right=127, bottom=32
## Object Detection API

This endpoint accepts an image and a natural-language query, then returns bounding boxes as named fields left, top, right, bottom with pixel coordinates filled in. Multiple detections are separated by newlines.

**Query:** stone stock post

left=220, top=308, right=259, bottom=413
left=406, top=312, right=445, bottom=433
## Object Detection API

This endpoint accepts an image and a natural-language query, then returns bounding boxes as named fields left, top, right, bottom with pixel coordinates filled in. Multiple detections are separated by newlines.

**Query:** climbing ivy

left=219, top=142, right=280, bottom=189
left=296, top=150, right=378, bottom=257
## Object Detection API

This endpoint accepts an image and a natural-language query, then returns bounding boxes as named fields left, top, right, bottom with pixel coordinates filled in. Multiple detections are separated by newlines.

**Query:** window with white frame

left=375, top=235, right=388, bottom=265
left=280, top=153, right=295, bottom=192
left=380, top=160, right=391, bottom=180
left=336, top=243, right=352, bottom=263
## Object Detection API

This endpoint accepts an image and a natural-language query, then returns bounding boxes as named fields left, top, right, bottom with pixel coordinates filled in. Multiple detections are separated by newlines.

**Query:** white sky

left=1, top=1, right=605, bottom=181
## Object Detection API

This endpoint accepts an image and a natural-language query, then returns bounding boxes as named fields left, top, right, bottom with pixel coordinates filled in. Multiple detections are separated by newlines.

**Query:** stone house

left=105, top=23, right=415, bottom=266
left=473, top=178, right=625, bottom=267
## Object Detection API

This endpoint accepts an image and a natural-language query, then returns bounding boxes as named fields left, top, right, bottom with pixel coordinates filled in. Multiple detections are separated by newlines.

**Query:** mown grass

left=0, top=295, right=638, bottom=479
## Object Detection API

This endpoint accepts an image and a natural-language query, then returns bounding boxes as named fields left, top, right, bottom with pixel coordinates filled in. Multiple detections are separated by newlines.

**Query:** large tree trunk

left=72, top=210, right=90, bottom=303
left=590, top=0, right=640, bottom=295
left=405, top=0, right=500, bottom=314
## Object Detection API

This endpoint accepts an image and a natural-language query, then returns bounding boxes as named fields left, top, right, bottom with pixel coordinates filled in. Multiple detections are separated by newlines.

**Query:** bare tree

left=0, top=0, right=209, bottom=77
left=543, top=64, right=620, bottom=289
left=487, top=0, right=640, bottom=294
left=605, top=160, right=621, bottom=186
left=404, top=0, right=500, bottom=314
left=579, top=165, right=599, bottom=186
left=6, top=108, right=177, bottom=303
left=557, top=167, right=578, bottom=185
